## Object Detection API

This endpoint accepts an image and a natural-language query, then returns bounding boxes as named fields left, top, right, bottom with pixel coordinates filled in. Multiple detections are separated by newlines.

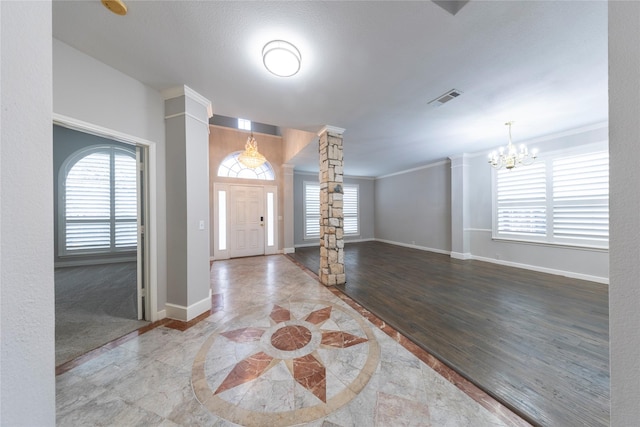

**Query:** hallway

left=56, top=255, right=527, bottom=426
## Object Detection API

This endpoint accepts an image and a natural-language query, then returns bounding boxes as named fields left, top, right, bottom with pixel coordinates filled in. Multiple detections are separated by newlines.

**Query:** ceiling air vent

left=428, top=89, right=463, bottom=107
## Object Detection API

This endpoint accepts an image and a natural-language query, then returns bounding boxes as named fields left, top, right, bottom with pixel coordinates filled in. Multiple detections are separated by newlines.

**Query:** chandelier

left=488, top=121, right=537, bottom=170
left=238, top=132, right=266, bottom=169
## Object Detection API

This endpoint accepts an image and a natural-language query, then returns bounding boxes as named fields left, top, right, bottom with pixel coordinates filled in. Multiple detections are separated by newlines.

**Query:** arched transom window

left=217, top=151, right=275, bottom=180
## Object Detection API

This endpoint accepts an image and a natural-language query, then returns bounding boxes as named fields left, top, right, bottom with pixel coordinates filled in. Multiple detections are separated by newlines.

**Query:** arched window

left=59, top=145, right=137, bottom=255
left=217, top=151, right=275, bottom=180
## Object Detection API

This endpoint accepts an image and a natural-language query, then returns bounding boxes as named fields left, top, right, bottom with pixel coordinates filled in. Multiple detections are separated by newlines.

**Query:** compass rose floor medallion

left=192, top=300, right=380, bottom=426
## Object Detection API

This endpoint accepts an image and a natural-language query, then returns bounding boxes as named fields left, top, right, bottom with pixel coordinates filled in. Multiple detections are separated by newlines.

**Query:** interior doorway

left=53, top=124, right=150, bottom=366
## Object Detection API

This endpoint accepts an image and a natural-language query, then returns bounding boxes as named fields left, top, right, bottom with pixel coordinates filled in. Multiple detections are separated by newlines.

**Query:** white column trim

left=165, top=289, right=212, bottom=322
left=318, top=125, right=346, bottom=136
left=161, top=85, right=213, bottom=118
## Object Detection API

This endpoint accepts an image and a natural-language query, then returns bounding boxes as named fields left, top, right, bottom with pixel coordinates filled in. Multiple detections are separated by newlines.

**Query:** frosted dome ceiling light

left=262, top=40, right=301, bottom=77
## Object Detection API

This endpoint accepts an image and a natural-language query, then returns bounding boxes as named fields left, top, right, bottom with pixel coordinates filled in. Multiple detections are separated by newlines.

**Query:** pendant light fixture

left=488, top=121, right=537, bottom=170
left=238, top=132, right=267, bottom=169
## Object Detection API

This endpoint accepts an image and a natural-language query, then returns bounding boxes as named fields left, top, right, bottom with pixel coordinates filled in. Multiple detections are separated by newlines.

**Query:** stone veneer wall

left=318, top=129, right=346, bottom=286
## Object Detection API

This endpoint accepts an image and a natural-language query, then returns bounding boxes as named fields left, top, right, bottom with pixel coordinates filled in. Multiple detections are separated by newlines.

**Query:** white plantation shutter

left=114, top=153, right=138, bottom=248
left=304, top=182, right=320, bottom=239
left=496, top=163, right=547, bottom=237
left=343, top=185, right=359, bottom=235
left=65, top=152, right=112, bottom=250
left=494, top=146, right=609, bottom=248
left=63, top=146, right=137, bottom=254
left=553, top=152, right=609, bottom=244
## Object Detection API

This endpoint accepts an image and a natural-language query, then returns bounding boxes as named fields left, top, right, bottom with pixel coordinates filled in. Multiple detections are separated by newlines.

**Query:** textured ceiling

left=52, top=1, right=608, bottom=177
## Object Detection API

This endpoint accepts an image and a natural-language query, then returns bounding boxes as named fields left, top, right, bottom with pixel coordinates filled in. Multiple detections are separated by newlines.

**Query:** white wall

left=375, top=162, right=451, bottom=253
left=0, top=1, right=55, bottom=424
left=466, top=125, right=609, bottom=282
left=609, top=2, right=640, bottom=424
left=52, top=39, right=168, bottom=311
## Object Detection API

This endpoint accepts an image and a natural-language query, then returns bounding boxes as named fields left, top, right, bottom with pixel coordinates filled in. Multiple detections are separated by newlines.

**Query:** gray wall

left=53, top=125, right=136, bottom=266
left=467, top=125, right=609, bottom=282
left=293, top=172, right=375, bottom=247
left=609, top=1, right=640, bottom=423
left=375, top=162, right=451, bottom=252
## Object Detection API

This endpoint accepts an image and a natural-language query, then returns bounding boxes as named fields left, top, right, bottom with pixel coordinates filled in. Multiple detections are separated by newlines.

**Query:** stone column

left=318, top=126, right=346, bottom=286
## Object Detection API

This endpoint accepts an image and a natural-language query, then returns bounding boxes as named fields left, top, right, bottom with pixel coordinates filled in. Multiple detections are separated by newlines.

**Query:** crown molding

left=161, top=85, right=213, bottom=118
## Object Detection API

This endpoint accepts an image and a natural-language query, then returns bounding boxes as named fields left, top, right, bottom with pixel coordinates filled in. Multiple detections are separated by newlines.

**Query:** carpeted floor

left=55, top=262, right=148, bottom=366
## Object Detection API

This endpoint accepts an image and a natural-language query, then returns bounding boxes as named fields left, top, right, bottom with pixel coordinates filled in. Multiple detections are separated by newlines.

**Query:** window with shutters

left=552, top=152, right=609, bottom=246
left=303, top=182, right=359, bottom=240
left=493, top=144, right=608, bottom=248
left=303, top=182, right=321, bottom=239
left=60, top=145, right=137, bottom=255
left=495, top=162, right=547, bottom=238
left=343, top=185, right=359, bottom=235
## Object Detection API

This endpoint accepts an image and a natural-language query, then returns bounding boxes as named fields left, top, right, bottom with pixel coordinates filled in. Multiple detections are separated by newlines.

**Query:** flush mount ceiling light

left=488, top=121, right=538, bottom=170
left=262, top=40, right=301, bottom=77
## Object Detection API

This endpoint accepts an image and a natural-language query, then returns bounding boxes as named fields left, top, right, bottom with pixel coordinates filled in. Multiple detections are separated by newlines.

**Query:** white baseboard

left=156, top=309, right=167, bottom=321
left=165, top=291, right=212, bottom=321
left=283, top=247, right=296, bottom=254
left=346, top=237, right=376, bottom=243
left=374, top=238, right=451, bottom=255
left=450, top=251, right=472, bottom=260
left=471, top=255, right=609, bottom=284
left=295, top=242, right=319, bottom=248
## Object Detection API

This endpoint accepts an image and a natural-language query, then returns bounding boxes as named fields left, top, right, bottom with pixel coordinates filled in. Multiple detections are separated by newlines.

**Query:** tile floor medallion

left=192, top=300, right=379, bottom=426
left=56, top=255, right=525, bottom=426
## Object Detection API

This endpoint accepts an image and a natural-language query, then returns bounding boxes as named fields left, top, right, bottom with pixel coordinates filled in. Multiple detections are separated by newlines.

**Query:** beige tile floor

left=56, top=255, right=526, bottom=426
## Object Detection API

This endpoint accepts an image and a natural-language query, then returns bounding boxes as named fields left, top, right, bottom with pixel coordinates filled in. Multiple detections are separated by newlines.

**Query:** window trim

left=491, top=141, right=609, bottom=250
left=58, top=145, right=137, bottom=257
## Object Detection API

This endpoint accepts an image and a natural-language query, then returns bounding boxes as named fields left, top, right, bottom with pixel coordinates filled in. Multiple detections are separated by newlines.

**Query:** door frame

left=53, top=113, right=158, bottom=322
left=213, top=182, right=278, bottom=260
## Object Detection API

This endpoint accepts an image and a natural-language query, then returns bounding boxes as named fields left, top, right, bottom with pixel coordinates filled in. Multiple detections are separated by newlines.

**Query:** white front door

left=229, top=185, right=264, bottom=258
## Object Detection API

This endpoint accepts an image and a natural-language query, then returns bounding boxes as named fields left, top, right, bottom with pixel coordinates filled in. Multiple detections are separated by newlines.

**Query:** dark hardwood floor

left=288, top=241, right=609, bottom=427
